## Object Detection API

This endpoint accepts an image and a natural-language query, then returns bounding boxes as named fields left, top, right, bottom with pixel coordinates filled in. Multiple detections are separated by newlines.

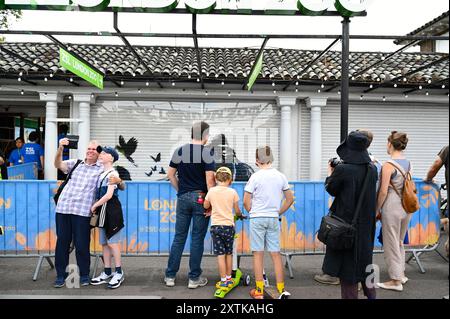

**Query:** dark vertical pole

left=20, top=114, right=25, bottom=139
left=341, top=17, right=350, bottom=142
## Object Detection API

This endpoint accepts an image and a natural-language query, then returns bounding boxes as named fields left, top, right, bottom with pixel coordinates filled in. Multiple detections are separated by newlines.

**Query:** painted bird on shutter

left=116, top=135, right=138, bottom=167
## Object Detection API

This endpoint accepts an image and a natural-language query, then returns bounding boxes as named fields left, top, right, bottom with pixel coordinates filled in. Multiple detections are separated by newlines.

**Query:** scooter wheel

left=243, top=275, right=251, bottom=286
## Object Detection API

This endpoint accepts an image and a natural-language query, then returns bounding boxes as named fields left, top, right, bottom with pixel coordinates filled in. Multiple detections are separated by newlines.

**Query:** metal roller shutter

left=321, top=101, right=449, bottom=182
left=90, top=100, right=280, bottom=181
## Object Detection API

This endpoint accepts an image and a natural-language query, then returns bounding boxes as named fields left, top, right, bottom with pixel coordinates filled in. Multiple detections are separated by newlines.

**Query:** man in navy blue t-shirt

left=165, top=121, right=216, bottom=289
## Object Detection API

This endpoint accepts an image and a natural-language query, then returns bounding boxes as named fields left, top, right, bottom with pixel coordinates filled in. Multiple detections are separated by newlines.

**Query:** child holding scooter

left=204, top=166, right=244, bottom=291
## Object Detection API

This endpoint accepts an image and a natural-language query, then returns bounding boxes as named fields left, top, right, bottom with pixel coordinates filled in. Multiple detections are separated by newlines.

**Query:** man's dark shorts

left=210, top=225, right=235, bottom=255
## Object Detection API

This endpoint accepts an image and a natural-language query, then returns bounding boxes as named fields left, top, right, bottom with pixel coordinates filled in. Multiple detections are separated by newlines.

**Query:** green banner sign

left=59, top=47, right=104, bottom=89
left=247, top=53, right=263, bottom=91
left=0, top=1, right=368, bottom=17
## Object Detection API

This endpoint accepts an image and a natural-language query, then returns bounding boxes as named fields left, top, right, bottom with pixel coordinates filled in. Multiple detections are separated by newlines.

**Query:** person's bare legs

left=103, top=245, right=112, bottom=268
left=217, top=255, right=227, bottom=279
left=253, top=251, right=265, bottom=282
left=270, top=252, right=285, bottom=284
left=109, top=243, right=122, bottom=268
left=226, top=254, right=233, bottom=277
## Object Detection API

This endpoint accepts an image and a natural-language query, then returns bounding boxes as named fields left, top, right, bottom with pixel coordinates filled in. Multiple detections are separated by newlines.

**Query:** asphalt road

left=0, top=235, right=448, bottom=299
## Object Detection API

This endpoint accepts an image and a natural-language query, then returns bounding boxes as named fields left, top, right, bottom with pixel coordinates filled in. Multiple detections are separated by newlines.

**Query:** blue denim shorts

left=250, top=217, right=280, bottom=252
left=99, top=228, right=123, bottom=246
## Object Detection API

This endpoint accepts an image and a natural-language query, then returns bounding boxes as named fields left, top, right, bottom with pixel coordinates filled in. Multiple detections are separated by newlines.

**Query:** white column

left=306, top=97, right=327, bottom=181
left=73, top=94, right=95, bottom=160
left=39, top=92, right=62, bottom=180
left=277, top=97, right=297, bottom=180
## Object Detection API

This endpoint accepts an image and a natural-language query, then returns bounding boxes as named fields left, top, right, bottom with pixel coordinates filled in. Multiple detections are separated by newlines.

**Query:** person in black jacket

left=322, top=131, right=378, bottom=299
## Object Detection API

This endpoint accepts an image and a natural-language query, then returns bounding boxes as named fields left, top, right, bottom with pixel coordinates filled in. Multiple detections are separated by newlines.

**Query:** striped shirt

left=55, top=159, right=104, bottom=217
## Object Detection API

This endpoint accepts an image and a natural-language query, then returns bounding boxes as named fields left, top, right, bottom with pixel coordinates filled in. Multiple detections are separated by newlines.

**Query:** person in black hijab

left=322, top=131, right=378, bottom=299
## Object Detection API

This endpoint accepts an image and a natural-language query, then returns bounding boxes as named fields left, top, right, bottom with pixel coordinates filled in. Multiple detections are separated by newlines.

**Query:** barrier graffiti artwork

left=0, top=180, right=440, bottom=257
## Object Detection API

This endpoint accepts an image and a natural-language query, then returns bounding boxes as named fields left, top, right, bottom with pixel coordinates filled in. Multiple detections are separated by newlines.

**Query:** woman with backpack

left=376, top=131, right=417, bottom=292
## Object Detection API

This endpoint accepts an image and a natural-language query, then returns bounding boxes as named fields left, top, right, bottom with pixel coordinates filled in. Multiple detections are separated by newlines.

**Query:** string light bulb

left=146, top=81, right=149, bottom=86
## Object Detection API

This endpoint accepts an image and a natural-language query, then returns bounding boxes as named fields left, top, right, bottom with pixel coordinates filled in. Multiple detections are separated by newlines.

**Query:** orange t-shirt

left=205, top=186, right=240, bottom=226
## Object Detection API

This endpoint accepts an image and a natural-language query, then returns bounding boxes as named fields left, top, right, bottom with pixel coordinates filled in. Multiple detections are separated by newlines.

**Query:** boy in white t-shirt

left=243, top=146, right=294, bottom=299
left=204, top=167, right=244, bottom=291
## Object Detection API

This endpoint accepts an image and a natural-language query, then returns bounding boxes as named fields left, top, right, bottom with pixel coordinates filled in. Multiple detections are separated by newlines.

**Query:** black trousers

left=341, top=280, right=376, bottom=299
left=55, top=213, right=91, bottom=278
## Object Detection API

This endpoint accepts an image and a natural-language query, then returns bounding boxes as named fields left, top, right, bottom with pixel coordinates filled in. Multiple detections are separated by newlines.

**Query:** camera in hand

left=329, top=157, right=343, bottom=168
left=65, top=135, right=79, bottom=149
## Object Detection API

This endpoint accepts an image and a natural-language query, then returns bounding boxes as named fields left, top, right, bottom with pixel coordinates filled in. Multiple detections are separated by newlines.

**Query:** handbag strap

left=351, top=164, right=371, bottom=226
left=386, top=160, right=410, bottom=199
left=66, top=159, right=82, bottom=181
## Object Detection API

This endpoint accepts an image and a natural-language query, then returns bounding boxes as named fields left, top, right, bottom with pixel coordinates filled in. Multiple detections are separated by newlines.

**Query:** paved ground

left=0, top=235, right=448, bottom=299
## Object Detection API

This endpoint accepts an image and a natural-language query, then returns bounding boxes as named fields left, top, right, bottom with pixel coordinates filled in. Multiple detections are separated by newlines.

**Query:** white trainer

left=107, top=272, right=125, bottom=289
left=164, top=277, right=176, bottom=287
left=90, top=272, right=113, bottom=286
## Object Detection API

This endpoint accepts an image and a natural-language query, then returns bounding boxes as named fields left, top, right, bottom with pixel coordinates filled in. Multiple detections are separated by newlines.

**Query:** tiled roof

left=0, top=42, right=448, bottom=86
left=395, top=11, right=449, bottom=45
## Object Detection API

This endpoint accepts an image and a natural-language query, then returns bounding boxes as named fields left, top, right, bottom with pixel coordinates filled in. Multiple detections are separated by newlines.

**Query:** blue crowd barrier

left=7, top=163, right=38, bottom=180
left=0, top=180, right=441, bottom=257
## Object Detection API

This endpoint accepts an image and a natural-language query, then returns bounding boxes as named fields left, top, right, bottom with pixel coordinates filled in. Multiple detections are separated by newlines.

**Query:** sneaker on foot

left=217, top=280, right=234, bottom=291
left=165, top=277, right=176, bottom=287
left=314, top=273, right=340, bottom=285
left=53, top=277, right=65, bottom=288
left=107, top=272, right=124, bottom=289
left=90, top=272, right=113, bottom=286
left=279, top=290, right=291, bottom=299
left=188, top=277, right=208, bottom=289
left=250, top=288, right=264, bottom=300
left=80, top=275, right=91, bottom=286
